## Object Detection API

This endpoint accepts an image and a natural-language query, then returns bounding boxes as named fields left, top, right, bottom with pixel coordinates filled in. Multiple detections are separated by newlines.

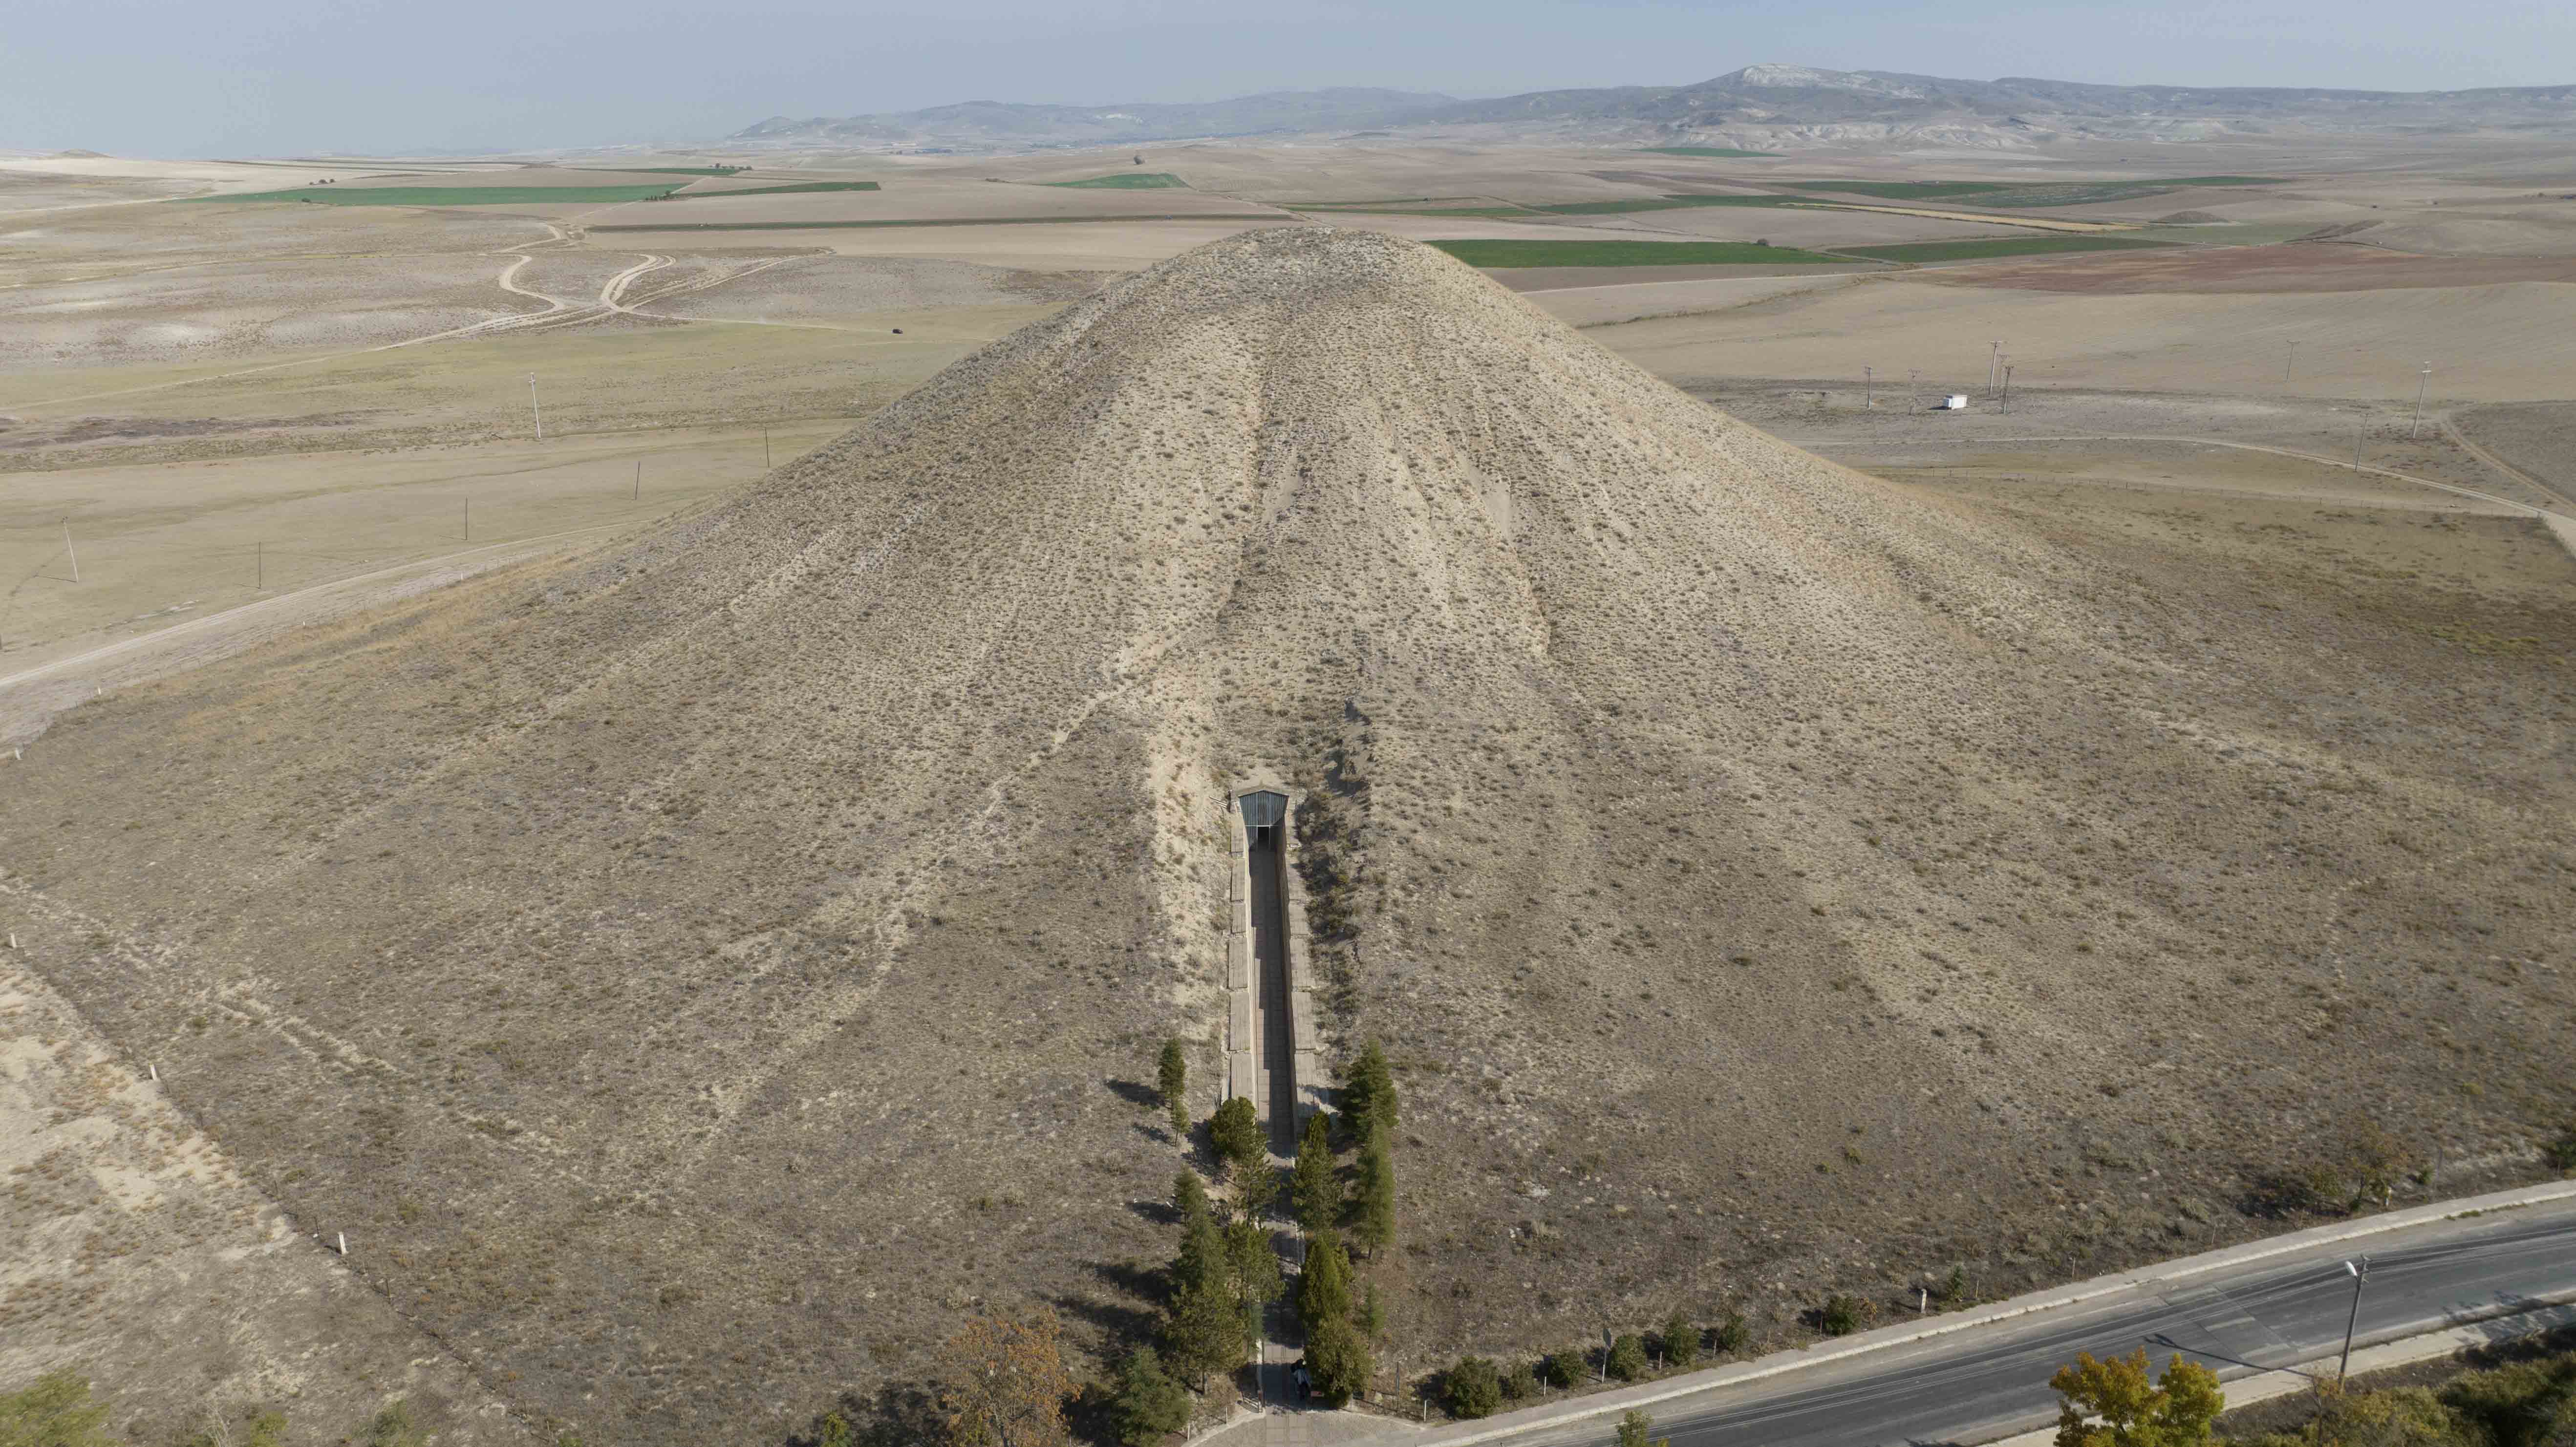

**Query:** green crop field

left=190, top=184, right=685, bottom=207
left=1970, top=177, right=2287, bottom=209
left=1429, top=238, right=1854, bottom=268
left=589, top=213, right=1258, bottom=232
left=1831, top=235, right=2180, bottom=262
left=1045, top=172, right=1190, bottom=189
left=1638, top=147, right=1782, bottom=158
left=1278, top=197, right=1483, bottom=207
left=1784, top=180, right=2016, bottom=199
left=1286, top=205, right=1534, bottom=218
left=1786, top=175, right=2291, bottom=209
left=667, top=181, right=880, bottom=198
left=1535, top=193, right=1807, bottom=215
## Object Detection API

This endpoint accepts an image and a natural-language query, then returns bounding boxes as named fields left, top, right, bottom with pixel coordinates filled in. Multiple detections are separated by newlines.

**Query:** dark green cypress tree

left=1304, top=1313, right=1374, bottom=1406
left=1296, top=1229, right=1353, bottom=1326
left=1157, top=1040, right=1188, bottom=1136
left=1109, top=1345, right=1192, bottom=1446
left=1210, top=1096, right=1263, bottom=1175
left=1340, top=1040, right=1398, bottom=1143
left=1351, top=1120, right=1396, bottom=1257
left=1291, top=1111, right=1339, bottom=1233
left=1174, top=1183, right=1224, bottom=1297
left=1225, top=1216, right=1283, bottom=1317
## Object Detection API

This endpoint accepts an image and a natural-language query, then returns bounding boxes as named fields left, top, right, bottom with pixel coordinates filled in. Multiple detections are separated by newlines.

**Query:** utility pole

left=2338, top=1257, right=2370, bottom=1382
left=529, top=374, right=543, bottom=442
left=256, top=540, right=263, bottom=591
left=1864, top=366, right=1873, bottom=409
left=634, top=460, right=642, bottom=501
left=1988, top=340, right=2002, bottom=398
left=2286, top=341, right=2297, bottom=385
left=62, top=520, right=79, bottom=583
left=464, top=499, right=471, bottom=542
left=2355, top=420, right=2365, bottom=469
left=2001, top=364, right=2015, bottom=413
left=764, top=427, right=773, bottom=469
left=2411, top=362, right=2431, bottom=438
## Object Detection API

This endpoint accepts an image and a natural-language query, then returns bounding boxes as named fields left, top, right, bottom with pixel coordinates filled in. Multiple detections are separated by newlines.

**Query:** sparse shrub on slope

left=1818, top=1295, right=1872, bottom=1337
left=1541, top=1346, right=1585, bottom=1389
left=1660, top=1309, right=1699, bottom=1368
left=1445, top=1357, right=1503, bottom=1419
left=938, top=1311, right=1076, bottom=1447
left=360, top=1400, right=429, bottom=1447
left=0, top=1370, right=114, bottom=1447
left=1607, top=1332, right=1650, bottom=1381
left=2547, top=1121, right=2576, bottom=1175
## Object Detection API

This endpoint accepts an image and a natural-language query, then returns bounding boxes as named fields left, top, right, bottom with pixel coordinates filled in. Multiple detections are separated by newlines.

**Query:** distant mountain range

left=733, top=87, right=1455, bottom=149
left=734, top=63, right=2576, bottom=152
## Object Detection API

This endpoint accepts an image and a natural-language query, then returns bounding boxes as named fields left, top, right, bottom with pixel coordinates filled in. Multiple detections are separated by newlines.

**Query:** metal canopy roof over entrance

left=1238, top=790, right=1288, bottom=828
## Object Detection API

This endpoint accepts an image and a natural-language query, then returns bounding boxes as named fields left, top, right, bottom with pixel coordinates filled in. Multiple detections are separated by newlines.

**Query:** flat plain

left=0, top=131, right=2570, bottom=1443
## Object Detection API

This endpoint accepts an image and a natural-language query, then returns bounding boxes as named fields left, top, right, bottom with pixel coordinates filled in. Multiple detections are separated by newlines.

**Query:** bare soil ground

left=0, top=136, right=2570, bottom=1438
left=1591, top=273, right=2576, bottom=402
left=0, top=949, right=538, bottom=1446
left=2, top=229, right=2568, bottom=1446
left=1926, top=242, right=2576, bottom=294
left=0, top=422, right=842, bottom=672
left=2452, top=403, right=2576, bottom=504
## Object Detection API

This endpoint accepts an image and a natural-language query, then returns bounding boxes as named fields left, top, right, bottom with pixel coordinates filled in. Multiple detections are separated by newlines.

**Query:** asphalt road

left=1474, top=1198, right=2576, bottom=1447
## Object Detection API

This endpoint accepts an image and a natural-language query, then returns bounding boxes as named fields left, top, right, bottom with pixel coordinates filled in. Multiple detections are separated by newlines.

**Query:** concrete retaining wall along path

left=1227, top=780, right=1318, bottom=1141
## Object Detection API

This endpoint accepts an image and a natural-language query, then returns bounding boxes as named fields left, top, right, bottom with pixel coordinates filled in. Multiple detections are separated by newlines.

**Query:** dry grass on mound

left=0, top=227, right=2569, bottom=1443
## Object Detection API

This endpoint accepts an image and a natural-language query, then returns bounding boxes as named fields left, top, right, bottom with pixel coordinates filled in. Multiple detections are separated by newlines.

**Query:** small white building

left=1941, top=394, right=1970, bottom=410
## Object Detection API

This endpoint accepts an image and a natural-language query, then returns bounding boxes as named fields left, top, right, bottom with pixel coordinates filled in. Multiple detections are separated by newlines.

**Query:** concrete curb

left=1381, top=1177, right=2576, bottom=1447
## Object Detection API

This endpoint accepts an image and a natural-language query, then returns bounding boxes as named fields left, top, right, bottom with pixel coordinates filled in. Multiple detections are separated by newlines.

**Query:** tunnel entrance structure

left=1227, top=786, right=1315, bottom=1153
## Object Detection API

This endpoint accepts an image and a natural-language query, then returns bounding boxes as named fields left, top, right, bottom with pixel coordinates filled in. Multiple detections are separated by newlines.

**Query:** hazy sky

left=6, top=0, right=2571, bottom=157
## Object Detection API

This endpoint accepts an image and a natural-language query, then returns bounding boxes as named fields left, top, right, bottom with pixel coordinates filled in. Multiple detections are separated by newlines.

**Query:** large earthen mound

left=3, top=227, right=2570, bottom=1442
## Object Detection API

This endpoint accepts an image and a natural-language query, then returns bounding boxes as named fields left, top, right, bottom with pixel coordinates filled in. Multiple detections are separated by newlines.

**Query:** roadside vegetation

left=2051, top=1348, right=2226, bottom=1447
left=1427, top=238, right=1852, bottom=267
left=2045, top=1328, right=2576, bottom=1447
left=1830, top=235, right=2178, bottom=262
